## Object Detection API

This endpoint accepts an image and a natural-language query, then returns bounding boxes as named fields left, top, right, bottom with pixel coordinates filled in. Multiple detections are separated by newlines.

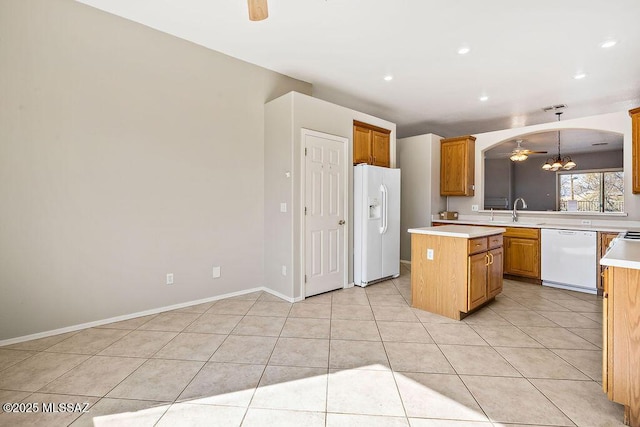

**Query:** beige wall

left=0, top=0, right=311, bottom=340
left=264, top=92, right=396, bottom=300
left=397, top=134, right=445, bottom=261
left=447, top=111, right=639, bottom=221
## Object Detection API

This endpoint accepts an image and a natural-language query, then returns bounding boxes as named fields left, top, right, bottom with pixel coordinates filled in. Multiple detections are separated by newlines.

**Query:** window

left=557, top=169, right=624, bottom=212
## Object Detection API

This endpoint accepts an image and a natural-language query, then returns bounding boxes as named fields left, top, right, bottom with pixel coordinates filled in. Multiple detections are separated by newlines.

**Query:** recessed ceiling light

left=458, top=47, right=470, bottom=55
left=479, top=95, right=489, bottom=102
left=383, top=75, right=393, bottom=81
left=574, top=73, right=587, bottom=80
left=600, top=39, right=617, bottom=48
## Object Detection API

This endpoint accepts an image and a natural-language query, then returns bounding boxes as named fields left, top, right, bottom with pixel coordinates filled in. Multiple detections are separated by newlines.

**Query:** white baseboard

left=400, top=259, right=411, bottom=265
left=344, top=282, right=355, bottom=288
left=0, top=286, right=267, bottom=347
left=260, top=287, right=304, bottom=303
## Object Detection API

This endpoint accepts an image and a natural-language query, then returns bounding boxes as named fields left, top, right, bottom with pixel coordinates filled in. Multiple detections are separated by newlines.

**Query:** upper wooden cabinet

left=630, top=107, right=640, bottom=194
left=353, top=121, right=391, bottom=167
left=440, top=135, right=476, bottom=196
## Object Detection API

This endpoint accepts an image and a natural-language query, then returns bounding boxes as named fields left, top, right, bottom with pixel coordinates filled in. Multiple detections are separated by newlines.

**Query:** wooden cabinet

left=353, top=120, right=391, bottom=167
left=488, top=247, right=504, bottom=298
left=503, top=227, right=540, bottom=280
left=468, top=252, right=489, bottom=311
left=630, top=107, right=640, bottom=194
left=468, top=235, right=503, bottom=311
left=411, top=229, right=503, bottom=320
left=440, top=135, right=475, bottom=196
left=603, top=265, right=640, bottom=427
left=598, top=232, right=619, bottom=292
left=432, top=223, right=541, bottom=282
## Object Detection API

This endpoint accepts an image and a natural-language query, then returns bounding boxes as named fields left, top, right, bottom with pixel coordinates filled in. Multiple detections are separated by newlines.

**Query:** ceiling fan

left=248, top=0, right=269, bottom=21
left=500, top=140, right=548, bottom=162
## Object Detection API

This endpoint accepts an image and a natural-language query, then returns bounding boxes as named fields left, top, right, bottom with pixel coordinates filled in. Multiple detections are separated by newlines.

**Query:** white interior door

left=304, top=131, right=346, bottom=297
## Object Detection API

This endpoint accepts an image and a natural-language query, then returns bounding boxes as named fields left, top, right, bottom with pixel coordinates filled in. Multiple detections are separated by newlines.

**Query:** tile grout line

left=234, top=294, right=291, bottom=427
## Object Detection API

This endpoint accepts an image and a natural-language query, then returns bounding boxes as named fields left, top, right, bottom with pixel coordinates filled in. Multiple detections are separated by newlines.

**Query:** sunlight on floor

left=92, top=364, right=487, bottom=426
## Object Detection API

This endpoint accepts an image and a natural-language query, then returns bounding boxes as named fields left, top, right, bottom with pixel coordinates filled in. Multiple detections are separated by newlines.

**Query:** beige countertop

left=601, top=240, right=640, bottom=270
left=432, top=218, right=636, bottom=233
left=409, top=224, right=506, bottom=238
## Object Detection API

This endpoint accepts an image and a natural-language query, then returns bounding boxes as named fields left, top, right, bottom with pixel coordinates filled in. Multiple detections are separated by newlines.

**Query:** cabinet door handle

left=485, top=254, right=490, bottom=266
left=489, top=252, right=494, bottom=264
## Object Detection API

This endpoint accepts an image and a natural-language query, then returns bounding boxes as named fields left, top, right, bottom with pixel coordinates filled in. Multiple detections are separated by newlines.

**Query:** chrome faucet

left=512, top=198, right=527, bottom=222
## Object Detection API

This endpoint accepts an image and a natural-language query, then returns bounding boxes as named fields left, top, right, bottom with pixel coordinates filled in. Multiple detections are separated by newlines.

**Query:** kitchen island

left=409, top=225, right=506, bottom=320
left=600, top=239, right=640, bottom=427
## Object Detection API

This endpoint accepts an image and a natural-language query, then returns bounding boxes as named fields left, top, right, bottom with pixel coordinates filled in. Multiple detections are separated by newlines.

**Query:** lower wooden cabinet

left=468, top=246, right=503, bottom=311
left=504, top=236, right=539, bottom=278
left=598, top=232, right=619, bottom=292
left=431, top=223, right=540, bottom=282
left=488, top=247, right=504, bottom=298
left=503, top=227, right=540, bottom=280
left=603, top=266, right=640, bottom=426
left=468, top=252, right=489, bottom=311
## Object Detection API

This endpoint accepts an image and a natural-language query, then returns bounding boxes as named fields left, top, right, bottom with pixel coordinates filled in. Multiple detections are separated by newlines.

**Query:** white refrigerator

left=354, top=164, right=401, bottom=287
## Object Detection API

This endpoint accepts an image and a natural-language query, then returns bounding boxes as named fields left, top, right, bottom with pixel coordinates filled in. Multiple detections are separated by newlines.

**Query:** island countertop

left=408, top=224, right=507, bottom=238
left=600, top=240, right=640, bottom=270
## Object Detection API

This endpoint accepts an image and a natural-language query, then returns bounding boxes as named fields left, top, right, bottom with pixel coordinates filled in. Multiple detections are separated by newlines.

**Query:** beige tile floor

left=0, top=264, right=625, bottom=427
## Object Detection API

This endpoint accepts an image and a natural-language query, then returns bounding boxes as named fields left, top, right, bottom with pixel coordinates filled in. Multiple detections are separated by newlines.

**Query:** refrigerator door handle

left=380, top=184, right=388, bottom=234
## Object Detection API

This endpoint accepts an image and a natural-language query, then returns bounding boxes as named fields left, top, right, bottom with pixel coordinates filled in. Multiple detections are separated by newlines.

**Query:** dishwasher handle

left=557, top=230, right=577, bottom=235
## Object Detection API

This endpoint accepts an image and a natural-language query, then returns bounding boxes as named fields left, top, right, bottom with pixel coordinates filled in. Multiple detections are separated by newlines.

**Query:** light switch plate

left=427, top=249, right=434, bottom=260
left=280, top=203, right=287, bottom=213
left=212, top=266, right=221, bottom=278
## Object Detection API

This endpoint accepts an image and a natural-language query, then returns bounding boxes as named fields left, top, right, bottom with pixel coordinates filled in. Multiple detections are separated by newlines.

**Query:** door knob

left=338, top=220, right=345, bottom=225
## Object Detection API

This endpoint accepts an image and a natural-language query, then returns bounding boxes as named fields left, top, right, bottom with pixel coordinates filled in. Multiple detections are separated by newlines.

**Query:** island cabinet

left=503, top=227, right=540, bottom=281
left=440, top=135, right=475, bottom=196
left=353, top=120, right=391, bottom=167
left=433, top=222, right=540, bottom=283
left=602, top=265, right=640, bottom=427
left=410, top=225, right=504, bottom=320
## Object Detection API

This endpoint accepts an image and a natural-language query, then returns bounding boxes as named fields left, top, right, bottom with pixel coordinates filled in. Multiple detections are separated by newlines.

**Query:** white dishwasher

left=541, top=229, right=597, bottom=294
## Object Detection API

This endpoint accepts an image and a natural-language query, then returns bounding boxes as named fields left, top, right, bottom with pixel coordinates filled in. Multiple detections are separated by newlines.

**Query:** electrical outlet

left=281, top=265, right=287, bottom=276
left=427, top=249, right=434, bottom=260
left=166, top=273, right=174, bottom=285
left=212, top=266, right=221, bottom=279
left=581, top=219, right=592, bottom=226
left=471, top=204, right=479, bottom=212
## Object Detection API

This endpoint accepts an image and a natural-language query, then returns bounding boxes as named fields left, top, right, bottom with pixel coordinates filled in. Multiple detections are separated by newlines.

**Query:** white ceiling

left=76, top=0, right=640, bottom=138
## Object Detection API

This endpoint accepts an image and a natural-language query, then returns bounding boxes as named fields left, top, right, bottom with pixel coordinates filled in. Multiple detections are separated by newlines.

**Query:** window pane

left=603, top=171, right=624, bottom=212
left=558, top=172, right=602, bottom=212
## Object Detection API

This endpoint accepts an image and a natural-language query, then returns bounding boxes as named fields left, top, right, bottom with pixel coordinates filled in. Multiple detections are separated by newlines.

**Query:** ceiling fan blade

left=523, top=150, right=548, bottom=154
left=248, top=0, right=269, bottom=21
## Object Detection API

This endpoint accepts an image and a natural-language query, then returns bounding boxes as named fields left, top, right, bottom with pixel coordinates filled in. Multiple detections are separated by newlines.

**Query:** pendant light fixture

left=542, top=112, right=576, bottom=171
